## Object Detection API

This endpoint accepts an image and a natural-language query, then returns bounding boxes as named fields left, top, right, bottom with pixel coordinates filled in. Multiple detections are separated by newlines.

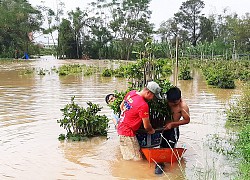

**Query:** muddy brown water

left=0, top=56, right=242, bottom=180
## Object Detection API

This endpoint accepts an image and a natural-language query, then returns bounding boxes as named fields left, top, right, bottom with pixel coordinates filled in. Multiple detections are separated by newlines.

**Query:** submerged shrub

left=57, top=64, right=96, bottom=76
left=203, top=67, right=235, bottom=89
left=178, top=62, right=192, bottom=80
left=102, top=68, right=113, bottom=77
left=57, top=97, right=109, bottom=141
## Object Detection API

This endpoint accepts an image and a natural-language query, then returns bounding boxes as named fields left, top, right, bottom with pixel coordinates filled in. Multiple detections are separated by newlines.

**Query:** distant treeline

left=0, top=0, right=249, bottom=60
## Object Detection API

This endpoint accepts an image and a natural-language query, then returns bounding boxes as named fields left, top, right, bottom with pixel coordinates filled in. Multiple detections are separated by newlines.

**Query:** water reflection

left=0, top=57, right=240, bottom=179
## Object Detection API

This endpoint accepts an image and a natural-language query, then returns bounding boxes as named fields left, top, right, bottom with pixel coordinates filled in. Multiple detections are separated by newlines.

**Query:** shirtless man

left=155, top=86, right=190, bottom=174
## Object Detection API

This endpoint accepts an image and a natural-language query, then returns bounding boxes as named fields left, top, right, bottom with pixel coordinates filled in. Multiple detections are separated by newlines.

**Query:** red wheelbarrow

left=141, top=147, right=186, bottom=166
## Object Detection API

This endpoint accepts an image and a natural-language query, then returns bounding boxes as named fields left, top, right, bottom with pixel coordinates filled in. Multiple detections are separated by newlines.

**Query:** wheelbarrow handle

left=137, top=127, right=165, bottom=134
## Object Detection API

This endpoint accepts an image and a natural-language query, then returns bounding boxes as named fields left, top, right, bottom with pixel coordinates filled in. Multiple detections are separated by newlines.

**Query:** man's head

left=167, top=87, right=181, bottom=104
left=145, top=81, right=162, bottom=100
left=105, top=94, right=115, bottom=104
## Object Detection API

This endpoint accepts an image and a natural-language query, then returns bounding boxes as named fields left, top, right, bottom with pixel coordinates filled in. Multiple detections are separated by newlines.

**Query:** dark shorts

left=160, top=127, right=180, bottom=148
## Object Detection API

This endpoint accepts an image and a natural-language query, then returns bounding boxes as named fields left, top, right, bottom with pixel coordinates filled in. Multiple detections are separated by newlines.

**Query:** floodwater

left=0, top=56, right=242, bottom=180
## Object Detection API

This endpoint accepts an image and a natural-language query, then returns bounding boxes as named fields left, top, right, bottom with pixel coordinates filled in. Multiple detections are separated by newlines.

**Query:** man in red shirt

left=117, top=81, right=162, bottom=160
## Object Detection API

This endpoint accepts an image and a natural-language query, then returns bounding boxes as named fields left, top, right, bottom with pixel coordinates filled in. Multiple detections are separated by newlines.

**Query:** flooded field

left=0, top=57, right=242, bottom=179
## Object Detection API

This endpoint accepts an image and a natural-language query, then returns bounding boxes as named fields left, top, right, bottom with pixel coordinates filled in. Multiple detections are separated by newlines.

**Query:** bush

left=178, top=63, right=192, bottom=80
left=234, top=125, right=250, bottom=180
left=226, top=83, right=250, bottom=125
left=226, top=83, right=250, bottom=179
left=203, top=66, right=235, bottom=89
left=57, top=97, right=109, bottom=141
left=102, top=68, right=113, bottom=77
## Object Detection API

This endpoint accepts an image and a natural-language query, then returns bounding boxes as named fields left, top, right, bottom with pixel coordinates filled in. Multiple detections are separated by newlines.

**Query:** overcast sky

left=29, top=0, right=250, bottom=43
left=29, top=0, right=250, bottom=25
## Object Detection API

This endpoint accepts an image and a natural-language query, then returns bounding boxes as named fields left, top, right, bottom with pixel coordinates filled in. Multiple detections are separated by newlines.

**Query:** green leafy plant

left=225, top=82, right=250, bottom=179
left=226, top=83, right=250, bottom=125
left=234, top=125, right=250, bottom=180
left=108, top=89, right=131, bottom=115
left=202, top=65, right=235, bottom=89
left=57, top=64, right=97, bottom=76
left=147, top=80, right=174, bottom=128
left=57, top=96, right=109, bottom=141
left=101, top=68, right=113, bottom=77
left=178, top=61, right=192, bottom=80
left=38, top=68, right=46, bottom=75
left=109, top=80, right=173, bottom=129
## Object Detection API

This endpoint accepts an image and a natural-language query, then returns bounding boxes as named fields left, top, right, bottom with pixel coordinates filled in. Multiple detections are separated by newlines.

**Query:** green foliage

left=226, top=83, right=250, bottom=125
left=0, top=0, right=42, bottom=58
left=154, top=58, right=173, bottom=79
left=233, top=61, right=250, bottom=82
left=113, top=65, right=127, bottom=78
left=102, top=68, right=113, bottom=77
left=2, top=0, right=250, bottom=60
left=206, top=133, right=236, bottom=157
left=67, top=8, right=87, bottom=59
left=148, top=80, right=174, bottom=128
left=233, top=125, right=250, bottom=180
left=156, top=79, right=174, bottom=94
left=19, top=68, right=35, bottom=75
left=225, top=83, right=250, bottom=179
left=58, top=64, right=83, bottom=75
left=38, top=69, right=46, bottom=75
left=109, top=79, right=173, bottom=129
left=58, top=19, right=77, bottom=59
left=58, top=134, right=66, bottom=141
left=57, top=97, right=109, bottom=141
left=83, top=66, right=96, bottom=76
left=174, top=0, right=205, bottom=46
left=235, top=125, right=250, bottom=162
left=109, top=89, right=131, bottom=115
left=108, top=0, right=153, bottom=60
left=40, top=47, right=57, bottom=56
left=125, top=63, right=144, bottom=80
left=197, top=60, right=236, bottom=88
left=57, top=64, right=96, bottom=76
left=108, top=58, right=173, bottom=85
left=178, top=60, right=192, bottom=80
left=204, top=67, right=235, bottom=89
left=194, top=60, right=250, bottom=86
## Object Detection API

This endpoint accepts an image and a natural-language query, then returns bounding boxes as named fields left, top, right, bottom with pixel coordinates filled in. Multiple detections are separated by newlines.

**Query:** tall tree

left=0, top=0, right=42, bottom=57
left=58, top=19, right=76, bottom=59
left=158, top=18, right=178, bottom=42
left=109, top=0, right=153, bottom=60
left=68, top=7, right=88, bottom=59
left=87, top=0, right=112, bottom=59
left=199, top=16, right=214, bottom=43
left=221, top=13, right=250, bottom=53
left=174, top=0, right=205, bottom=46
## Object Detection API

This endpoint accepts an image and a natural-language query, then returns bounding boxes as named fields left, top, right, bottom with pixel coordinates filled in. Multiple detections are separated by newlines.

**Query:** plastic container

left=136, top=131, right=162, bottom=148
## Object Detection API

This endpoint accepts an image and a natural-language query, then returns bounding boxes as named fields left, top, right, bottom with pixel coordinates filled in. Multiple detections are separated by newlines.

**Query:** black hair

left=105, top=93, right=115, bottom=104
left=167, top=87, right=181, bottom=101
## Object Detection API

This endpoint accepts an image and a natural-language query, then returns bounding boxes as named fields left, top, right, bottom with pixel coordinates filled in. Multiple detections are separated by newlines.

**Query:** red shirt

left=117, top=90, right=149, bottom=136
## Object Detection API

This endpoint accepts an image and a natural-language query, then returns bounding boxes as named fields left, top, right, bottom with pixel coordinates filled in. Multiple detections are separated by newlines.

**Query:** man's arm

left=142, top=118, right=155, bottom=134
left=180, top=106, right=190, bottom=124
